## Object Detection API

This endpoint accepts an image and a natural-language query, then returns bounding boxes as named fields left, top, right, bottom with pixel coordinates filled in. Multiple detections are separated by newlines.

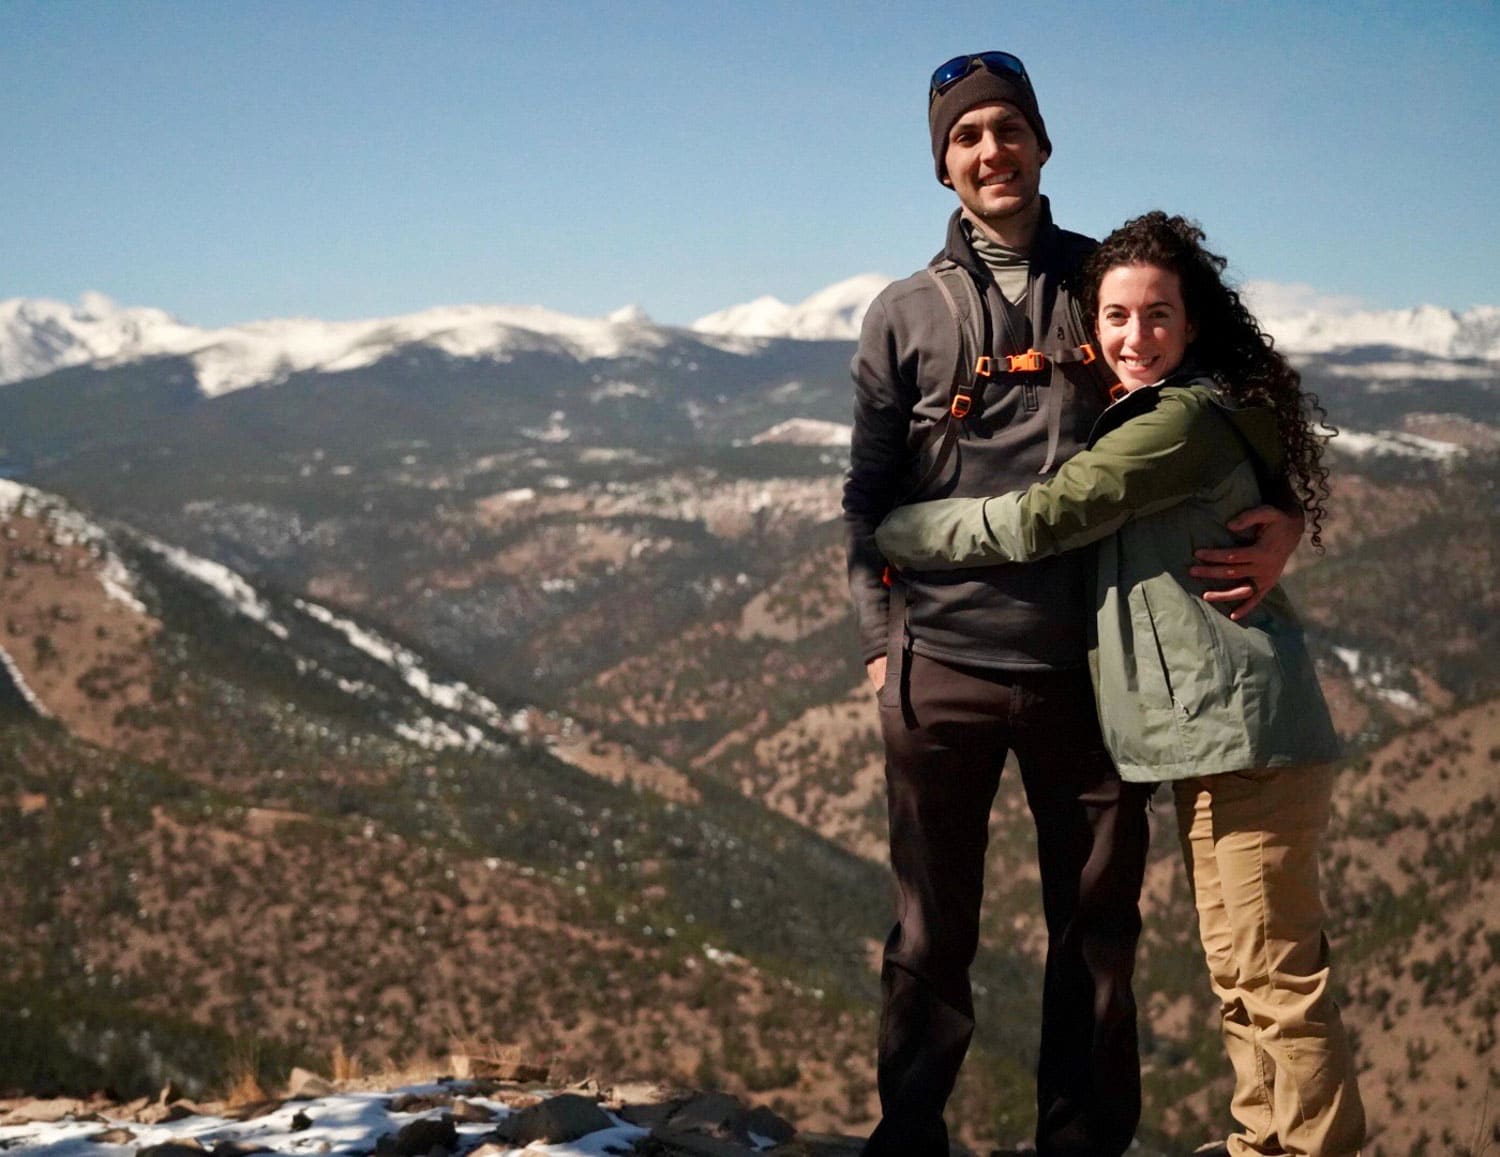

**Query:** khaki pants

left=1174, top=766, right=1365, bottom=1157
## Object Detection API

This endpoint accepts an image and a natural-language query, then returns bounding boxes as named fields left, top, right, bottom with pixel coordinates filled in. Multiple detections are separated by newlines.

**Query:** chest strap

left=923, top=263, right=1096, bottom=483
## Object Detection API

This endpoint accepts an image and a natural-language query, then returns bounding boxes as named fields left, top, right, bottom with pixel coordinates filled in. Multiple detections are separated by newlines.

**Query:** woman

left=874, top=212, right=1365, bottom=1156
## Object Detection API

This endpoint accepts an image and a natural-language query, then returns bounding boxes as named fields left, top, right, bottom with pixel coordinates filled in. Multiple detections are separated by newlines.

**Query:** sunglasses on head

left=928, top=51, right=1031, bottom=105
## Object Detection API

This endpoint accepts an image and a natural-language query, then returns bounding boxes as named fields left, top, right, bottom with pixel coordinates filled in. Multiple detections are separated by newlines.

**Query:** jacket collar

left=1087, top=362, right=1213, bottom=446
left=936, top=195, right=1058, bottom=282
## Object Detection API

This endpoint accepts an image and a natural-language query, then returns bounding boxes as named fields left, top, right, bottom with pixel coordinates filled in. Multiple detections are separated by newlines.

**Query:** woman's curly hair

left=1082, top=211, right=1331, bottom=549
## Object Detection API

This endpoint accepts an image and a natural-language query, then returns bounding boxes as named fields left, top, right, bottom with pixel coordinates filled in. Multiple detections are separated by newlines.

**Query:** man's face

left=942, top=100, right=1046, bottom=229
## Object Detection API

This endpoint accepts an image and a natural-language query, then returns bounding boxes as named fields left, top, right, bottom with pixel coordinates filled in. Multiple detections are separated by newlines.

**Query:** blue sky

left=2, top=0, right=1496, bottom=327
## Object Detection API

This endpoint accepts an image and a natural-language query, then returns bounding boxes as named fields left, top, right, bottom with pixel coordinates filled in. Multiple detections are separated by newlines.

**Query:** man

left=843, top=52, right=1301, bottom=1157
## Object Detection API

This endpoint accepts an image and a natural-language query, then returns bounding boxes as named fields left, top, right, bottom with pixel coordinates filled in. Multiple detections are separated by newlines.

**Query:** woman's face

left=1096, top=263, right=1197, bottom=392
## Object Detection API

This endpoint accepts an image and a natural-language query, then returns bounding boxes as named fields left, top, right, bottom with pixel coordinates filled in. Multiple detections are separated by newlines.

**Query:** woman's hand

left=866, top=655, right=887, bottom=691
left=1190, top=504, right=1305, bottom=621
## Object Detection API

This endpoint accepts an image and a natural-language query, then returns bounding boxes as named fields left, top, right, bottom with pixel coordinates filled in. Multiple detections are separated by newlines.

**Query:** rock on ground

left=492, top=1093, right=615, bottom=1145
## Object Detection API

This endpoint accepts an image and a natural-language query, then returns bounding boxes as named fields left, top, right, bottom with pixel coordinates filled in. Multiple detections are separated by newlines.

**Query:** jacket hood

left=1215, top=391, right=1285, bottom=478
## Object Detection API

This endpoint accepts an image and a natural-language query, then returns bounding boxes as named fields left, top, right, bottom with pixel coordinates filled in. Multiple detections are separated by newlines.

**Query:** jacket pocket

left=1136, top=580, right=1227, bottom=722
left=878, top=647, right=901, bottom=708
left=1134, top=586, right=1181, bottom=719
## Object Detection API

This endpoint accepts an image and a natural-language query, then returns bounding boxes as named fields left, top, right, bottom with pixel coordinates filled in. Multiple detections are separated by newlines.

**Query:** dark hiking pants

left=863, top=652, right=1151, bottom=1157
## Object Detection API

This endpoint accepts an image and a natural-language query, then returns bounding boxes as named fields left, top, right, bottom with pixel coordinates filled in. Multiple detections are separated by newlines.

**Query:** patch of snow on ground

left=394, top=716, right=490, bottom=752
left=0, top=1085, right=648, bottom=1157
left=1321, top=359, right=1497, bottom=382
left=0, top=478, right=32, bottom=510
left=587, top=379, right=652, bottom=402
left=1373, top=686, right=1422, bottom=711
left=1327, top=646, right=1428, bottom=717
left=748, top=418, right=852, bottom=447
left=1330, top=430, right=1466, bottom=460
left=522, top=417, right=572, bottom=443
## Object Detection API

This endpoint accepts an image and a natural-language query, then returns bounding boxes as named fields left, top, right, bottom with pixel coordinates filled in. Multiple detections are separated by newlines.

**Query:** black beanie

left=929, top=64, right=1051, bottom=183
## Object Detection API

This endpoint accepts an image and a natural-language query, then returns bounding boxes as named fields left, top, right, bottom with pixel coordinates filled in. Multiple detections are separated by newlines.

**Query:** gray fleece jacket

left=842, top=197, right=1109, bottom=669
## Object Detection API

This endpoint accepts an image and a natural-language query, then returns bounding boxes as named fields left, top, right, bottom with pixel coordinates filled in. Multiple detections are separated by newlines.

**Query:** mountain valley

left=0, top=291, right=1496, bottom=1155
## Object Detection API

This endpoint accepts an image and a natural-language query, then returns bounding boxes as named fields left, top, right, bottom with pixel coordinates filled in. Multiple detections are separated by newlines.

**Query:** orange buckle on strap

left=881, top=565, right=893, bottom=588
left=1005, top=349, right=1046, bottom=373
left=1079, top=342, right=1097, bottom=365
left=1108, top=381, right=1131, bottom=402
left=973, top=355, right=996, bottom=378
left=950, top=392, right=973, bottom=419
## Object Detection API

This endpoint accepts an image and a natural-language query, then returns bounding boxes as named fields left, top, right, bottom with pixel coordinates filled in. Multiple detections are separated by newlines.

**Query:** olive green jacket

left=874, top=376, right=1341, bottom=782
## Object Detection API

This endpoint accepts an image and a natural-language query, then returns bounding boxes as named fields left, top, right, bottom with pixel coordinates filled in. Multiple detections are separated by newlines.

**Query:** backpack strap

left=1031, top=240, right=1104, bottom=471
left=1049, top=232, right=1103, bottom=365
left=909, top=262, right=985, bottom=497
left=880, top=261, right=988, bottom=698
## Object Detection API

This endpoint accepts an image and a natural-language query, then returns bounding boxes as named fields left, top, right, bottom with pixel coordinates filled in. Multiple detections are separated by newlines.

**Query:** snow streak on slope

left=144, top=538, right=291, bottom=639
left=137, top=531, right=515, bottom=750
left=294, top=598, right=517, bottom=749
left=0, top=645, right=52, bottom=718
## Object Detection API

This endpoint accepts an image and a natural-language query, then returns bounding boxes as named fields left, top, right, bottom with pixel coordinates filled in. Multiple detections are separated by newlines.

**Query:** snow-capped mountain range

left=2, top=277, right=1497, bottom=397
left=1238, top=282, right=1500, bottom=361
left=0, top=293, right=682, bottom=397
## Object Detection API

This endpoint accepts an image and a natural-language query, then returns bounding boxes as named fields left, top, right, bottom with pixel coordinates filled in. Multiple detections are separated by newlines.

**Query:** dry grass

left=330, top=1042, right=363, bottom=1082
left=221, top=1042, right=268, bottom=1106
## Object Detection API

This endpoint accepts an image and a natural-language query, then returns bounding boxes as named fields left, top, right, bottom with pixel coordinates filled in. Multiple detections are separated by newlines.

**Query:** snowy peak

left=606, top=303, right=653, bottom=326
left=0, top=294, right=199, bottom=385
left=692, top=274, right=892, bottom=341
